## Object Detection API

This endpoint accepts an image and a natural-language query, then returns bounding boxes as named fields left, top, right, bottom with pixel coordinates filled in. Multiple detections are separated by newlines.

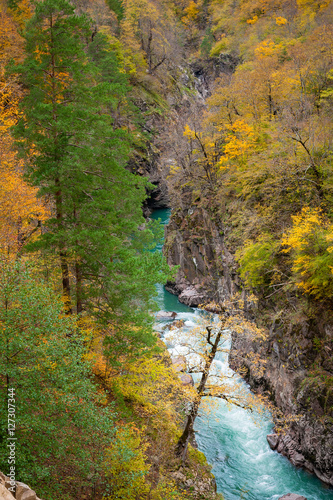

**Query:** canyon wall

left=163, top=202, right=333, bottom=487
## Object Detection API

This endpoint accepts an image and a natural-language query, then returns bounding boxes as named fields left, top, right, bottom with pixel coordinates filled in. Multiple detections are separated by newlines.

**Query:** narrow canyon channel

left=151, top=208, right=333, bottom=500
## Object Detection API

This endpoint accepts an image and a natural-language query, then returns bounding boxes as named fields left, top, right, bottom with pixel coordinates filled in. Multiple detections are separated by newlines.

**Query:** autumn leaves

left=167, top=0, right=333, bottom=304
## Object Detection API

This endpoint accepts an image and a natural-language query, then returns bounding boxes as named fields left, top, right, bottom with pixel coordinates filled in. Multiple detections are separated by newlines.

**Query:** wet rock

left=156, top=311, right=177, bottom=320
left=179, top=287, right=204, bottom=307
left=278, top=494, right=308, bottom=500
left=163, top=319, right=186, bottom=331
left=169, top=319, right=186, bottom=330
left=267, top=434, right=279, bottom=450
left=290, top=452, right=306, bottom=468
left=313, top=467, right=333, bottom=486
left=172, top=356, right=187, bottom=372
left=179, top=373, right=194, bottom=386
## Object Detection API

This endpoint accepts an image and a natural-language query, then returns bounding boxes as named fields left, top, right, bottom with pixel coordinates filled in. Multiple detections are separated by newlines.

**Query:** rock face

left=170, top=468, right=216, bottom=497
left=230, top=320, right=333, bottom=486
left=267, top=434, right=279, bottom=450
left=163, top=204, right=333, bottom=487
left=164, top=206, right=240, bottom=307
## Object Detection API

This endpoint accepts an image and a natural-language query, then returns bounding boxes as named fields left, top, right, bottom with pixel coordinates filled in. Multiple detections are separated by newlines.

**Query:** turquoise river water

left=151, top=208, right=333, bottom=500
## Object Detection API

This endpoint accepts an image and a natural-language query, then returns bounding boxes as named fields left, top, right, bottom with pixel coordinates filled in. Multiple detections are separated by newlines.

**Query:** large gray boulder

left=179, top=287, right=204, bottom=307
left=156, top=311, right=177, bottom=320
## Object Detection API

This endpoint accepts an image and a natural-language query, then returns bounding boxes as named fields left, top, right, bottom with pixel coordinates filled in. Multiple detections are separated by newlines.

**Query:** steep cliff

left=230, top=309, right=333, bottom=486
left=163, top=203, right=333, bottom=487
left=164, top=205, right=238, bottom=306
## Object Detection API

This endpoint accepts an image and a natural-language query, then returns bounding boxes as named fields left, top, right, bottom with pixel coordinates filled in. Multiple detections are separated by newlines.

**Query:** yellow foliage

left=104, top=425, right=150, bottom=500
left=7, top=0, right=32, bottom=29
left=296, top=0, right=331, bottom=13
left=255, top=40, right=283, bottom=58
left=281, top=207, right=325, bottom=253
left=100, top=29, right=138, bottom=75
left=182, top=0, right=200, bottom=24
left=150, top=479, right=189, bottom=500
left=0, top=2, right=49, bottom=256
left=0, top=166, right=48, bottom=254
left=219, top=119, right=256, bottom=167
left=281, top=207, right=333, bottom=298
left=209, top=35, right=230, bottom=57
left=183, top=123, right=196, bottom=140
left=247, top=15, right=258, bottom=24
left=114, top=350, right=194, bottom=422
left=275, top=16, right=288, bottom=25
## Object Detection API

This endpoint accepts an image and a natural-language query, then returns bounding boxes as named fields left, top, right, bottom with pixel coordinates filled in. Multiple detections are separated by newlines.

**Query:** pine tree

left=11, top=0, right=168, bottom=361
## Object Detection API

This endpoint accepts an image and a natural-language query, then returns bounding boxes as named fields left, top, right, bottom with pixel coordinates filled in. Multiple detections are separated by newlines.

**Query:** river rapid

left=151, top=208, right=333, bottom=500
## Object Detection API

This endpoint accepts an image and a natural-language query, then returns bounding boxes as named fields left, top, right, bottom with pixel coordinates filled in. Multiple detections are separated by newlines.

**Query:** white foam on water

left=153, top=289, right=332, bottom=498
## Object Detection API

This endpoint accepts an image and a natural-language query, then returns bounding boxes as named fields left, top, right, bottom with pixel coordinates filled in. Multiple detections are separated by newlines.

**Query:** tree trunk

left=75, top=260, right=83, bottom=314
left=176, top=327, right=223, bottom=461
left=60, top=251, right=72, bottom=314
left=55, top=179, right=72, bottom=315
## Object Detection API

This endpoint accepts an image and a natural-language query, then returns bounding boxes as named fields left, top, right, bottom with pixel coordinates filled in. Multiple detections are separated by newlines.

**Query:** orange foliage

left=0, top=166, right=48, bottom=254
left=0, top=1, right=48, bottom=256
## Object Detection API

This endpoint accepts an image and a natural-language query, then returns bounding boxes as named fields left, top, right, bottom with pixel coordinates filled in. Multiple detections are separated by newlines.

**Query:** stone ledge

left=0, top=472, right=42, bottom=500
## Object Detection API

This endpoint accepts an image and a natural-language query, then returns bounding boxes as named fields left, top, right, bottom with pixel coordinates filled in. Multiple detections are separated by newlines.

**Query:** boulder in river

left=156, top=311, right=177, bottom=320
left=172, top=356, right=186, bottom=372
left=267, top=433, right=279, bottom=450
left=278, top=495, right=308, bottom=500
left=169, top=319, right=186, bottom=330
left=179, top=373, right=194, bottom=386
left=162, top=319, right=185, bottom=332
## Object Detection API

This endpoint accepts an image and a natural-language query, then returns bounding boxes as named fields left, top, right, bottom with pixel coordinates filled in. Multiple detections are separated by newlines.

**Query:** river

left=151, top=208, right=333, bottom=500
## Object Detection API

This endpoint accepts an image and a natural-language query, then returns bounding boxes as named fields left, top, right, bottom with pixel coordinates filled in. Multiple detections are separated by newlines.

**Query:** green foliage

left=209, top=37, right=229, bottom=57
left=200, top=28, right=215, bottom=57
left=300, top=368, right=333, bottom=414
left=10, top=0, right=170, bottom=362
left=0, top=260, right=115, bottom=499
left=106, top=0, right=125, bottom=21
left=236, top=235, right=279, bottom=289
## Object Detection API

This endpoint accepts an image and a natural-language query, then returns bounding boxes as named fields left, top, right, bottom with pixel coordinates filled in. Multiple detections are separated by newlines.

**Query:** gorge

left=1, top=1, right=333, bottom=498
left=152, top=208, right=333, bottom=500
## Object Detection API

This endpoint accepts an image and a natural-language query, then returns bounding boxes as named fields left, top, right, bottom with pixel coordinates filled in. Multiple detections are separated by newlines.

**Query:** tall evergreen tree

left=11, top=0, right=168, bottom=361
